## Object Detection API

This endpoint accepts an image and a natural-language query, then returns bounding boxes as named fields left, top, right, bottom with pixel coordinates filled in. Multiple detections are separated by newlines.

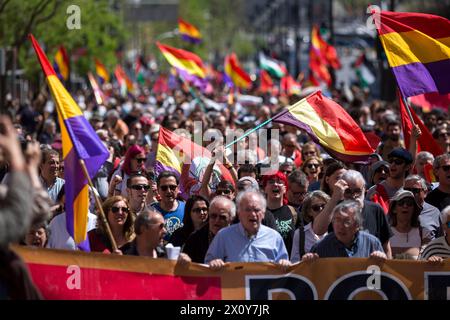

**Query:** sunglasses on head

left=388, top=158, right=405, bottom=165
left=311, top=204, right=325, bottom=212
left=135, top=158, right=146, bottom=164
left=111, top=206, right=129, bottom=213
left=160, top=185, right=177, bottom=192
left=131, top=184, right=150, bottom=191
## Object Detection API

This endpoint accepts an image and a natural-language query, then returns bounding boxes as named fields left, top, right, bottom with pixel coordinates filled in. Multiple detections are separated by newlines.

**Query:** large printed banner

left=14, top=246, right=450, bottom=300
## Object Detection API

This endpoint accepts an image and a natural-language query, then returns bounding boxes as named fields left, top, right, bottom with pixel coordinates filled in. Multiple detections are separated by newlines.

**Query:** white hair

left=209, top=196, right=236, bottom=219
left=235, top=190, right=267, bottom=212
left=440, top=205, right=450, bottom=225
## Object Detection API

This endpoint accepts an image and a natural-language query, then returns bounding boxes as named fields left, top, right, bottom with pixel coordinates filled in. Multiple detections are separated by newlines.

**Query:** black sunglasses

left=192, top=207, right=208, bottom=213
left=404, top=187, right=422, bottom=194
left=311, top=204, right=325, bottom=212
left=440, top=165, right=450, bottom=172
left=216, top=189, right=231, bottom=195
left=160, top=185, right=177, bottom=192
left=135, top=158, right=147, bottom=163
left=388, top=158, right=405, bottom=165
left=111, top=206, right=129, bottom=213
left=131, top=184, right=150, bottom=191
left=307, top=163, right=319, bottom=169
left=397, top=198, right=415, bottom=207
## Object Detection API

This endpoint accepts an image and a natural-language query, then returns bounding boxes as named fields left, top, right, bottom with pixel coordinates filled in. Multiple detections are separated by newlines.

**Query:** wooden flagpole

left=79, top=159, right=118, bottom=252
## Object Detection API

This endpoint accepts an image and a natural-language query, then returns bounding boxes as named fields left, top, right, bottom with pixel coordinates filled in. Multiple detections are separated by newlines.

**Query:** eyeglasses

left=388, top=158, right=405, bottom=166
left=282, top=170, right=292, bottom=175
left=111, top=206, right=129, bottom=213
left=292, top=191, right=308, bottom=197
left=375, top=167, right=388, bottom=174
left=216, top=189, right=231, bottom=195
left=135, top=158, right=147, bottom=164
left=397, top=198, right=415, bottom=207
left=404, top=188, right=422, bottom=194
left=332, top=217, right=354, bottom=228
left=131, top=184, right=150, bottom=191
left=438, top=132, right=449, bottom=138
left=439, top=165, right=450, bottom=172
left=209, top=213, right=229, bottom=222
left=306, top=163, right=319, bottom=169
left=160, top=185, right=177, bottom=192
left=192, top=207, right=208, bottom=213
left=344, top=188, right=364, bottom=197
left=303, top=151, right=316, bottom=156
left=311, top=204, right=325, bottom=212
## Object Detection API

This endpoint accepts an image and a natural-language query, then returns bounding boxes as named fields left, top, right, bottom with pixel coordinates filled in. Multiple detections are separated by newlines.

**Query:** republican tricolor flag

left=53, top=46, right=69, bottom=81
left=273, top=91, right=375, bottom=163
left=95, top=58, right=110, bottom=84
left=178, top=18, right=202, bottom=44
left=30, top=35, right=109, bottom=248
left=157, top=42, right=206, bottom=79
left=155, top=127, right=234, bottom=199
left=224, top=53, right=252, bottom=90
left=374, top=10, right=450, bottom=98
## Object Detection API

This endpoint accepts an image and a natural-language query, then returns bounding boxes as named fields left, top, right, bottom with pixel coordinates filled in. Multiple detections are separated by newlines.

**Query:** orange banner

left=14, top=246, right=450, bottom=300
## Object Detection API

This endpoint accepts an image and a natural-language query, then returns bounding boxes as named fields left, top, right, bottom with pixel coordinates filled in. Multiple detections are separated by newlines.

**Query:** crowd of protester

left=1, top=78, right=450, bottom=298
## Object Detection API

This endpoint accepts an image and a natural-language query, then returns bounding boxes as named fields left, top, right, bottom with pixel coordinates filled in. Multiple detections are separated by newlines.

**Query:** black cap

left=388, top=148, right=413, bottom=164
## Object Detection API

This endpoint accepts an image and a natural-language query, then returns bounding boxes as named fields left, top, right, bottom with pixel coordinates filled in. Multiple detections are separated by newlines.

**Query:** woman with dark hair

left=88, top=195, right=135, bottom=254
left=388, top=190, right=424, bottom=260
left=169, top=195, right=209, bottom=247
left=320, top=161, right=347, bottom=196
left=108, top=144, right=147, bottom=196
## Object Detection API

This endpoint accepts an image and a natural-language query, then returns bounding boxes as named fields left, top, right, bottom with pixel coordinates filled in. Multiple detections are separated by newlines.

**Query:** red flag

left=280, top=74, right=301, bottom=96
left=398, top=92, right=443, bottom=157
left=423, top=163, right=437, bottom=183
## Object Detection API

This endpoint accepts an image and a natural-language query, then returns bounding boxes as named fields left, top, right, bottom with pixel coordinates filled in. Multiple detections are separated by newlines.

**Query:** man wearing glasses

left=425, top=154, right=450, bottom=211
left=126, top=173, right=150, bottom=215
left=313, top=170, right=393, bottom=259
left=151, top=171, right=185, bottom=241
left=302, top=200, right=387, bottom=261
left=419, top=206, right=450, bottom=262
left=404, top=175, right=441, bottom=244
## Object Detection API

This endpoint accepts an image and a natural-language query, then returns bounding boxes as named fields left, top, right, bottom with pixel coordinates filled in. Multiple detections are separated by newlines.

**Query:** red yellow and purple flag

left=95, top=58, right=110, bottom=84
left=30, top=35, right=109, bottom=247
left=53, top=46, right=69, bottom=81
left=259, top=69, right=273, bottom=93
left=273, top=91, right=375, bottom=163
left=178, top=18, right=202, bottom=44
left=157, top=42, right=206, bottom=79
left=224, top=53, right=252, bottom=90
left=155, top=127, right=234, bottom=199
left=374, top=10, right=450, bottom=98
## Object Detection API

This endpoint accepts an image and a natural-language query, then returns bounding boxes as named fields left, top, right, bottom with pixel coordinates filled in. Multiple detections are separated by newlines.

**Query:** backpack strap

left=298, top=218, right=306, bottom=258
left=287, top=205, right=298, bottom=227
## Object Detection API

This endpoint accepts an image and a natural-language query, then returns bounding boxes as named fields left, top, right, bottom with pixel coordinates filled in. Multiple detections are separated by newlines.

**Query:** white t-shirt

left=291, top=222, right=327, bottom=263
left=390, top=227, right=422, bottom=248
left=47, top=212, right=97, bottom=250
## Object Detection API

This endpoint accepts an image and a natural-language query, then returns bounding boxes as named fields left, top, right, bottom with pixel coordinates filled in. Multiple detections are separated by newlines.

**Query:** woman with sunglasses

left=301, top=156, right=323, bottom=185
left=388, top=190, right=424, bottom=260
left=88, top=195, right=135, bottom=254
left=108, top=145, right=147, bottom=197
left=169, top=195, right=209, bottom=247
left=290, top=191, right=330, bottom=262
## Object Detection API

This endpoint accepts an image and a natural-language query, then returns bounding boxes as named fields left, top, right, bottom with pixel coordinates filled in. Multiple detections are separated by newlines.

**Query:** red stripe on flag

left=29, top=34, right=57, bottom=77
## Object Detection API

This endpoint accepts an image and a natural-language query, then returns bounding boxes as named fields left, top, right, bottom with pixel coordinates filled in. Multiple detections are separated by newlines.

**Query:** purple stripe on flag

left=64, top=116, right=109, bottom=179
left=392, top=59, right=450, bottom=98
left=64, top=147, right=87, bottom=239
left=274, top=110, right=371, bottom=164
left=181, top=34, right=201, bottom=44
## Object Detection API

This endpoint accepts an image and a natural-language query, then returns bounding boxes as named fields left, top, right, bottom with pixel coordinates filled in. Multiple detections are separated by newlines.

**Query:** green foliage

left=0, top=0, right=128, bottom=81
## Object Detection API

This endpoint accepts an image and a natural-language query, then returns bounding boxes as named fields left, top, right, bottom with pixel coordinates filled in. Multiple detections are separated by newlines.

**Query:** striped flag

left=53, top=46, right=69, bottom=81
left=224, top=53, right=252, bottom=90
left=95, top=58, right=110, bottom=84
left=155, top=127, right=234, bottom=199
left=178, top=18, right=202, bottom=44
left=374, top=10, right=450, bottom=98
left=258, top=69, right=273, bottom=93
left=156, top=42, right=206, bottom=79
left=259, top=52, right=286, bottom=78
left=30, top=35, right=109, bottom=247
left=273, top=91, right=375, bottom=163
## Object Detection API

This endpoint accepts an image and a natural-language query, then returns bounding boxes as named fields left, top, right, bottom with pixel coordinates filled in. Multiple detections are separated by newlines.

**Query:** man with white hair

left=302, top=200, right=387, bottom=260
left=205, top=190, right=290, bottom=270
left=313, top=169, right=392, bottom=258
left=419, top=206, right=450, bottom=262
